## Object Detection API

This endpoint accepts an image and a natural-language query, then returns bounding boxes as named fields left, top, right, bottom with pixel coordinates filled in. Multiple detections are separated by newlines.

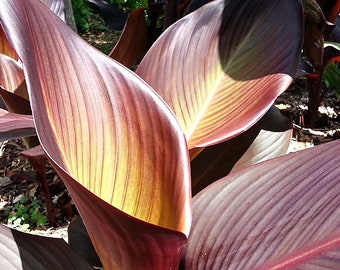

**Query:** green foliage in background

left=71, top=0, right=93, bottom=32
left=6, top=196, right=47, bottom=230
left=108, top=0, right=148, bottom=11
left=323, top=62, right=340, bottom=98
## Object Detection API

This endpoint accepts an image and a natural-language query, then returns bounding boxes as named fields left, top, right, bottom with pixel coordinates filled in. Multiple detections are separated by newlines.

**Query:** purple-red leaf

left=185, top=140, right=340, bottom=269
left=0, top=53, right=25, bottom=94
left=137, top=0, right=303, bottom=148
left=0, top=109, right=35, bottom=141
left=0, top=0, right=191, bottom=268
left=0, top=223, right=93, bottom=269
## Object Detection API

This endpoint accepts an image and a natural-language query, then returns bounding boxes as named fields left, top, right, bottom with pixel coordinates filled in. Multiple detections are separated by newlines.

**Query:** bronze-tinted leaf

left=137, top=0, right=303, bottom=148
left=109, top=8, right=148, bottom=67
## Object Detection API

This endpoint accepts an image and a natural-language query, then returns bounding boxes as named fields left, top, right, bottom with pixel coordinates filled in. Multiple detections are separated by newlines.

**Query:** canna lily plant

left=0, top=0, right=340, bottom=269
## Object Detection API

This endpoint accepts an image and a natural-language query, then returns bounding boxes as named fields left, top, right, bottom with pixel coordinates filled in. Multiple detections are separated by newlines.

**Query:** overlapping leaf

left=0, top=108, right=35, bottom=141
left=0, top=223, right=93, bottom=269
left=0, top=0, right=191, bottom=268
left=191, top=106, right=292, bottom=194
left=185, top=140, right=340, bottom=269
left=109, top=8, right=148, bottom=67
left=137, top=0, right=303, bottom=148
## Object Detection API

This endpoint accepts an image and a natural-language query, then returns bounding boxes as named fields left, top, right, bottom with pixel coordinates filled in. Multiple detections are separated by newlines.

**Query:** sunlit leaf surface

left=137, top=0, right=303, bottom=148
left=0, top=0, right=191, bottom=268
left=185, top=140, right=340, bottom=269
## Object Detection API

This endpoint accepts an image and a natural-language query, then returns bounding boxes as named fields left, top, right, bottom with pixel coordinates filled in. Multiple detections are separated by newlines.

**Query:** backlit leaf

left=0, top=0, right=191, bottom=268
left=137, top=0, right=303, bottom=148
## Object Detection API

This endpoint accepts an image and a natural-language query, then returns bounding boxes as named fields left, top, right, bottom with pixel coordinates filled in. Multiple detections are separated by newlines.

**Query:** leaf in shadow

left=0, top=223, right=93, bottom=269
left=190, top=106, right=292, bottom=194
left=109, top=8, right=148, bottom=68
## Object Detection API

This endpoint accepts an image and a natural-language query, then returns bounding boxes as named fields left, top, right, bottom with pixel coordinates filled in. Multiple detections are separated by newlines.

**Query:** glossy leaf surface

left=137, top=0, right=303, bottom=148
left=185, top=140, right=340, bottom=269
left=0, top=223, right=93, bottom=269
left=0, top=0, right=191, bottom=268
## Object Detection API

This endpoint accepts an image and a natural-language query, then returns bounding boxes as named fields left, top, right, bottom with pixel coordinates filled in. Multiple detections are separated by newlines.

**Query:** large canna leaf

left=0, top=108, right=35, bottom=141
left=109, top=8, right=148, bottom=68
left=0, top=223, right=93, bottom=269
left=0, top=0, right=191, bottom=269
left=185, top=139, right=340, bottom=269
left=136, top=0, right=303, bottom=149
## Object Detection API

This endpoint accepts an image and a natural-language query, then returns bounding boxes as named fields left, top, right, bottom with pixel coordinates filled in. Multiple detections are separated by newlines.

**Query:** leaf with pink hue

left=191, top=106, right=292, bottom=194
left=185, top=139, right=340, bottom=269
left=0, top=223, right=93, bottom=269
left=0, top=53, right=24, bottom=92
left=109, top=8, right=148, bottom=67
left=0, top=0, right=191, bottom=269
left=137, top=0, right=303, bottom=149
left=41, top=0, right=66, bottom=21
left=0, top=108, right=35, bottom=141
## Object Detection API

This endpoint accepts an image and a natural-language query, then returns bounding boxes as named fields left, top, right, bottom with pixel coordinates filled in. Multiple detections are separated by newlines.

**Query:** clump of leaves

left=6, top=195, right=47, bottom=230
left=0, top=0, right=340, bottom=269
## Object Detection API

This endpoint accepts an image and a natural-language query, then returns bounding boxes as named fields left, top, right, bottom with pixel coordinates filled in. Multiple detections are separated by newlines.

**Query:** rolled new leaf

left=185, top=140, right=340, bottom=269
left=137, top=0, right=303, bottom=149
left=0, top=0, right=191, bottom=269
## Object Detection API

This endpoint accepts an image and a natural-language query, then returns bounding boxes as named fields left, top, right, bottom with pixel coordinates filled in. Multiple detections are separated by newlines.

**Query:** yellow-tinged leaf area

left=0, top=0, right=192, bottom=236
left=185, top=73, right=292, bottom=148
left=137, top=0, right=302, bottom=149
left=0, top=26, right=18, bottom=60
